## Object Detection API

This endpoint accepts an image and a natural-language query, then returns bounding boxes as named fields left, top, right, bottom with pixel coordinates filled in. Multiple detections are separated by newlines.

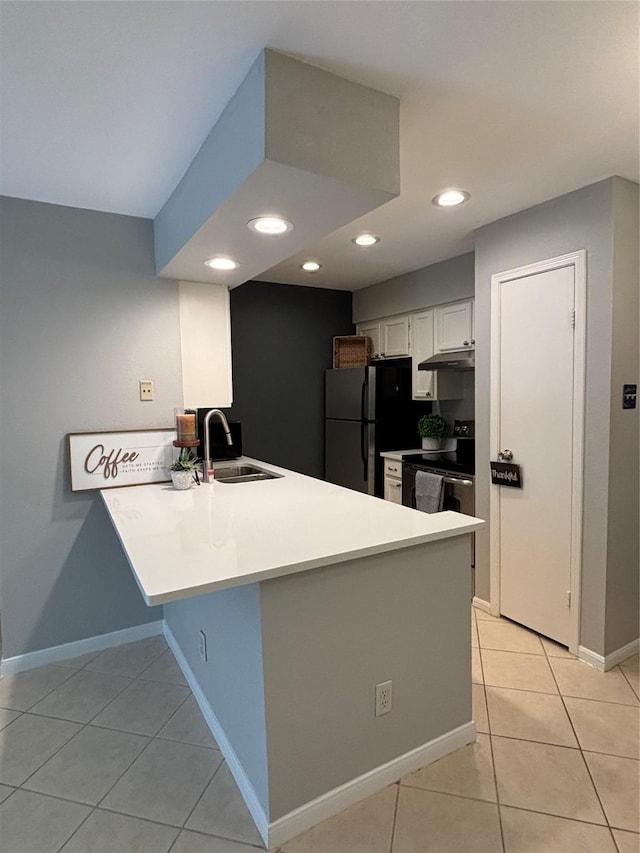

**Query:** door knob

left=498, top=449, right=513, bottom=462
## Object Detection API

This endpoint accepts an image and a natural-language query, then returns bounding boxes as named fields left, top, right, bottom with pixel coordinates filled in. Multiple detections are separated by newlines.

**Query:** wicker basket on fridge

left=333, top=335, right=372, bottom=369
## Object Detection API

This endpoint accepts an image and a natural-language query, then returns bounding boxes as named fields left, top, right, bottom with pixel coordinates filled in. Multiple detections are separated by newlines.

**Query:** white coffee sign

left=67, top=429, right=175, bottom=491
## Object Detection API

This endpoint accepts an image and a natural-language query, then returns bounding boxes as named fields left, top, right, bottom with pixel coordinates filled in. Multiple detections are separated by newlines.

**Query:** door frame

left=489, top=250, right=586, bottom=654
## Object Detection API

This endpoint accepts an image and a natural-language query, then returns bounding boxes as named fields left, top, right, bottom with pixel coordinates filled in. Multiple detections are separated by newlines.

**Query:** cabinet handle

left=471, top=339, right=475, bottom=345
left=390, top=481, right=401, bottom=488
left=426, top=392, right=431, bottom=397
left=463, top=340, right=470, bottom=346
left=388, top=466, right=398, bottom=472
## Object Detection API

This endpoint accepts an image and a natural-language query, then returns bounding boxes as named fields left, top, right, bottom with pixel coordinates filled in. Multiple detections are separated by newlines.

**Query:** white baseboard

left=472, top=596, right=492, bottom=614
left=579, top=638, right=639, bottom=672
left=268, top=720, right=476, bottom=849
left=0, top=620, right=164, bottom=677
left=163, top=621, right=270, bottom=846
left=164, top=620, right=476, bottom=849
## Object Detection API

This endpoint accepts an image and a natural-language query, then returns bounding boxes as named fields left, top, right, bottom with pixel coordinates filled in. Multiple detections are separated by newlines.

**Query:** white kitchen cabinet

left=356, top=320, right=382, bottom=359
left=383, top=459, right=403, bottom=503
left=357, top=314, right=410, bottom=360
left=410, top=309, right=463, bottom=401
left=411, top=310, right=436, bottom=400
left=179, top=281, right=233, bottom=408
left=435, top=300, right=475, bottom=351
left=381, top=315, right=410, bottom=357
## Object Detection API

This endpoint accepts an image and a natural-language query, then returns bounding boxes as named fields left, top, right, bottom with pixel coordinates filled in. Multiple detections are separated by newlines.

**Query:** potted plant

left=168, top=448, right=200, bottom=490
left=417, top=413, right=447, bottom=451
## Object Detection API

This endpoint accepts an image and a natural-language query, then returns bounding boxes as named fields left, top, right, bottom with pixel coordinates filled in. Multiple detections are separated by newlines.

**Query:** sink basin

left=213, top=464, right=282, bottom=484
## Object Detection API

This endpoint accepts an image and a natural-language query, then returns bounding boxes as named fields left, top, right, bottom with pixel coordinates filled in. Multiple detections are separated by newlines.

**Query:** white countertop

left=380, top=449, right=424, bottom=461
left=101, top=457, right=484, bottom=606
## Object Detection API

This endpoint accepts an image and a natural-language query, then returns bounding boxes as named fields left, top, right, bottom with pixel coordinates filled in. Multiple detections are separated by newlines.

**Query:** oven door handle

left=442, top=477, right=474, bottom=486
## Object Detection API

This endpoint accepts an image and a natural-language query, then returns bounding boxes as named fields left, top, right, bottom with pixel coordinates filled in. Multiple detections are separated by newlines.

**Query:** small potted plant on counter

left=417, top=413, right=447, bottom=451
left=168, top=448, right=200, bottom=490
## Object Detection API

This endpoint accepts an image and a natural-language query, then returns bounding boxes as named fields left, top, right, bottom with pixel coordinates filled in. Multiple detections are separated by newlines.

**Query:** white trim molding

left=0, top=620, right=164, bottom=677
left=163, top=621, right=270, bottom=845
left=579, top=638, right=639, bottom=672
left=267, top=721, right=476, bottom=849
left=472, top=596, right=492, bottom=615
left=164, top=621, right=476, bottom=849
left=489, top=250, right=586, bottom=655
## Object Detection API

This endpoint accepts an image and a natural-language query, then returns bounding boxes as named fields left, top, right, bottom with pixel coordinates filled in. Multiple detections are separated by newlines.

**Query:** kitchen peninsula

left=101, top=458, right=484, bottom=848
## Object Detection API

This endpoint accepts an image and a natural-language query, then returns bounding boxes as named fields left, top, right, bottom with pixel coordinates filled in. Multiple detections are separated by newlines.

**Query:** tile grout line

left=13, top=670, right=194, bottom=828
left=178, top=754, right=226, bottom=831
left=89, top=674, right=200, bottom=815
left=10, top=663, right=79, bottom=714
left=2, top=648, right=248, bottom=849
left=388, top=782, right=401, bottom=853
left=54, top=803, right=99, bottom=853
left=618, top=663, right=640, bottom=702
left=481, top=645, right=507, bottom=853
left=542, top=637, right=613, bottom=833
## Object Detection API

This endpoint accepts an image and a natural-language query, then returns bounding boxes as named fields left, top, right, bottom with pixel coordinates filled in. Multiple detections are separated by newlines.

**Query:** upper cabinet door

left=382, top=315, right=410, bottom=357
left=411, top=310, right=435, bottom=400
left=357, top=321, right=382, bottom=359
left=435, top=301, right=474, bottom=351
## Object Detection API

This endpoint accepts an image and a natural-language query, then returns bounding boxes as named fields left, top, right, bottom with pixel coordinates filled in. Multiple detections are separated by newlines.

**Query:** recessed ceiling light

left=247, top=216, right=294, bottom=235
left=300, top=260, right=322, bottom=272
left=352, top=233, right=380, bottom=247
left=432, top=189, right=470, bottom=207
left=204, top=256, right=238, bottom=271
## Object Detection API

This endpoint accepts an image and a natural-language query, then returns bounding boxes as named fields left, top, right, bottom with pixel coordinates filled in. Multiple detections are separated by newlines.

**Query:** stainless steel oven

left=402, top=459, right=476, bottom=573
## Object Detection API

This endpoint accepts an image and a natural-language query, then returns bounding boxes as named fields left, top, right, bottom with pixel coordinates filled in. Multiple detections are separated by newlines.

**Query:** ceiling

left=1, top=1, right=638, bottom=291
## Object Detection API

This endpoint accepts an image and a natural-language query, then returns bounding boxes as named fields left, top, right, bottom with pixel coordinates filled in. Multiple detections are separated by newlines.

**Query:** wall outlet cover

left=139, top=380, right=154, bottom=401
left=375, top=680, right=393, bottom=717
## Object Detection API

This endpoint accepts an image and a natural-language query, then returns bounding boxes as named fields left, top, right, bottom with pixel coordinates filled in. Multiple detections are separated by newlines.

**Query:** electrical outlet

left=375, top=680, right=393, bottom=717
left=139, top=380, right=154, bottom=401
left=198, top=630, right=208, bottom=662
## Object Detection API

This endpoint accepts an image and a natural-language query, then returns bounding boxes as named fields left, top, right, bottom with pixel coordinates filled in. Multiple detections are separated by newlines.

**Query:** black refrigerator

left=325, top=362, right=418, bottom=497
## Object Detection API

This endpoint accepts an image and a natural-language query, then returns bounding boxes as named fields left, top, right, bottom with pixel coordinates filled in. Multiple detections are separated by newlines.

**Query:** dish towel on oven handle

left=415, top=470, right=444, bottom=513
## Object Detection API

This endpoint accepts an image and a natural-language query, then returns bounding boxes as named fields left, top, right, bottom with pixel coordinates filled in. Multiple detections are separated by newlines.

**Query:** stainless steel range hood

left=418, top=351, right=475, bottom=371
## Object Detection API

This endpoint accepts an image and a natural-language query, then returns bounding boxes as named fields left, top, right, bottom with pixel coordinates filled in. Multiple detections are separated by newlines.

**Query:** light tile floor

left=0, top=615, right=638, bottom=852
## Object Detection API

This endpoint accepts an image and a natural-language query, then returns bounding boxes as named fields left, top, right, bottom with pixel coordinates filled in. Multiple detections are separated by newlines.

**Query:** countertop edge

left=101, top=457, right=485, bottom=606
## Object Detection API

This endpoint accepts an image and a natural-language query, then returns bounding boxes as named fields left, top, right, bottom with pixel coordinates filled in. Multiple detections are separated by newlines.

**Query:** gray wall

left=164, top=585, right=269, bottom=812
left=261, top=537, right=471, bottom=819
left=353, top=252, right=474, bottom=323
left=226, top=280, right=353, bottom=477
left=605, top=179, right=639, bottom=654
left=474, top=177, right=639, bottom=655
left=164, top=536, right=471, bottom=823
left=0, top=197, right=182, bottom=658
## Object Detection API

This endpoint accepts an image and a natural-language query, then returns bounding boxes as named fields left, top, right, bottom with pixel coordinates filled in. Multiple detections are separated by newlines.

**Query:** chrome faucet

left=203, top=409, right=233, bottom=483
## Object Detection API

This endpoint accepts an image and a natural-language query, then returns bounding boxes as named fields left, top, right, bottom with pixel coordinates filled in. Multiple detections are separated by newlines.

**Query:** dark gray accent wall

left=0, top=197, right=182, bottom=658
left=226, top=281, right=353, bottom=477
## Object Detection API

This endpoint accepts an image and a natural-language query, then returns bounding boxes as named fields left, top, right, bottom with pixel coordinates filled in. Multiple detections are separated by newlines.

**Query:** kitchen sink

left=213, top=464, right=282, bottom=484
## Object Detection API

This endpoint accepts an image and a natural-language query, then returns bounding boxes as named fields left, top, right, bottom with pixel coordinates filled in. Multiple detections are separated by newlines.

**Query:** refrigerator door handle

left=360, top=374, right=368, bottom=423
left=361, top=421, right=368, bottom=480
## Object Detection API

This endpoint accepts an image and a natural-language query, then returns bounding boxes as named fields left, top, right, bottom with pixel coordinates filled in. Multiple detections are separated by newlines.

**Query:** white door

left=491, top=254, right=585, bottom=648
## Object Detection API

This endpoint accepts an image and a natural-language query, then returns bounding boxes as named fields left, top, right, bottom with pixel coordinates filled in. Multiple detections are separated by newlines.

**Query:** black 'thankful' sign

left=490, top=461, right=522, bottom=488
